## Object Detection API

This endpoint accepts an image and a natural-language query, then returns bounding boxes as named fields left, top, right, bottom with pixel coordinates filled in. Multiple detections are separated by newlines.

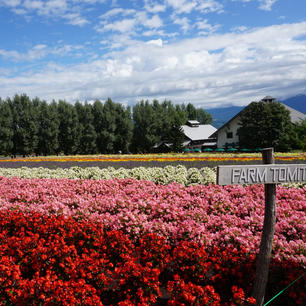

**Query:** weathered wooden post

left=217, top=148, right=306, bottom=306
left=252, top=148, right=276, bottom=306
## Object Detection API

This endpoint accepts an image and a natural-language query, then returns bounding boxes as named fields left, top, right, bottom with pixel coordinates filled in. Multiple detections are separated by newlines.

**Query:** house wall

left=217, top=116, right=240, bottom=148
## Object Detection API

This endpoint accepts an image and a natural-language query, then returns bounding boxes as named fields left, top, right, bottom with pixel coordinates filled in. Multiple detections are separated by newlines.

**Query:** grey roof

left=261, top=96, right=275, bottom=101
left=211, top=101, right=306, bottom=138
left=182, top=124, right=217, bottom=141
left=187, top=120, right=200, bottom=125
left=282, top=103, right=306, bottom=123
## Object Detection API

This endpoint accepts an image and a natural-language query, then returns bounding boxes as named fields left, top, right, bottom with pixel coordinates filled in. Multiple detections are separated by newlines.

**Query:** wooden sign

left=217, top=164, right=306, bottom=185
left=216, top=148, right=305, bottom=306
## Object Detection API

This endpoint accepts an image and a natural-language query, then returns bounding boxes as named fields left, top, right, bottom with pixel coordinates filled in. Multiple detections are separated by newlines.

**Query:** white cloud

left=0, top=43, right=84, bottom=62
left=64, top=12, right=88, bottom=25
left=97, top=9, right=163, bottom=36
left=1, top=22, right=305, bottom=108
left=232, top=0, right=278, bottom=11
left=101, top=18, right=136, bottom=33
left=196, top=19, right=220, bottom=34
left=259, top=0, right=277, bottom=11
left=99, top=7, right=136, bottom=19
left=166, top=0, right=223, bottom=14
left=140, top=14, right=163, bottom=28
left=172, top=16, right=191, bottom=33
left=0, top=0, right=21, bottom=7
left=166, top=0, right=197, bottom=14
left=1, top=0, right=89, bottom=26
left=0, top=44, right=47, bottom=61
left=144, top=0, right=166, bottom=13
left=146, top=38, right=163, bottom=47
left=198, top=0, right=223, bottom=13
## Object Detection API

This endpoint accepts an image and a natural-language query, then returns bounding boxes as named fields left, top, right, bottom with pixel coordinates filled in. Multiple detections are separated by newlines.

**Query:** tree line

left=0, top=94, right=212, bottom=156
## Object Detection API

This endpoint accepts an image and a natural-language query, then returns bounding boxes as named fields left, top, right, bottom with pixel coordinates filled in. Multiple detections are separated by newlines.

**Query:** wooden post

left=252, top=148, right=276, bottom=306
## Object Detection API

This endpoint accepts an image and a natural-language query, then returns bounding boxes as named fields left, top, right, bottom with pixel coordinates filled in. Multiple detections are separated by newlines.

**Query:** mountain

left=281, top=94, right=306, bottom=114
left=207, top=106, right=243, bottom=129
left=207, top=94, right=306, bottom=129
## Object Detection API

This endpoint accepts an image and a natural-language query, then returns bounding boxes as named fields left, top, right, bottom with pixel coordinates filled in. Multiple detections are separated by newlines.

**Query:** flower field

left=0, top=173, right=306, bottom=305
left=0, top=153, right=305, bottom=305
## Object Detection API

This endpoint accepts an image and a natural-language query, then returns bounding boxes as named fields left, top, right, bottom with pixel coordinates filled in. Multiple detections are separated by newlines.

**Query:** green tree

left=181, top=103, right=212, bottom=124
left=99, top=98, right=117, bottom=154
left=0, top=99, right=14, bottom=155
left=158, top=100, right=185, bottom=152
left=132, top=100, right=186, bottom=153
left=131, top=100, right=159, bottom=153
left=197, top=108, right=212, bottom=124
left=57, top=100, right=81, bottom=155
left=37, top=100, right=60, bottom=156
left=237, top=101, right=293, bottom=151
left=167, top=108, right=185, bottom=152
left=75, top=101, right=97, bottom=154
left=113, top=105, right=133, bottom=153
left=9, top=94, right=39, bottom=156
left=186, top=103, right=198, bottom=120
left=290, top=119, right=306, bottom=150
left=92, top=100, right=105, bottom=153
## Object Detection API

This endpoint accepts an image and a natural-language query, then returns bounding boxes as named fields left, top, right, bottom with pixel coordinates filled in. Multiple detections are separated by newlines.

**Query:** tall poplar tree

left=0, top=99, right=13, bottom=156
left=131, top=100, right=159, bottom=153
left=9, top=94, right=39, bottom=156
left=75, top=101, right=97, bottom=154
left=92, top=100, right=105, bottom=153
left=57, top=100, right=81, bottom=155
left=37, top=100, right=60, bottom=155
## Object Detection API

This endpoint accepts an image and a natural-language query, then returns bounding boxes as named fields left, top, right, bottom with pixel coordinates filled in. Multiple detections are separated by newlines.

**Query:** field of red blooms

left=1, top=210, right=305, bottom=306
left=0, top=173, right=305, bottom=305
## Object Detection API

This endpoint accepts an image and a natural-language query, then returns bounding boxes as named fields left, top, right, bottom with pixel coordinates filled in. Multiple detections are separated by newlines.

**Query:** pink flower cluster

left=0, top=176, right=305, bottom=267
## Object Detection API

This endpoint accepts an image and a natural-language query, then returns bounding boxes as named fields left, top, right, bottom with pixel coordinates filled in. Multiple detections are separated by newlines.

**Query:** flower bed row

left=1, top=210, right=305, bottom=306
left=0, top=166, right=216, bottom=186
left=0, top=176, right=305, bottom=268
left=1, top=166, right=305, bottom=188
left=1, top=152, right=305, bottom=163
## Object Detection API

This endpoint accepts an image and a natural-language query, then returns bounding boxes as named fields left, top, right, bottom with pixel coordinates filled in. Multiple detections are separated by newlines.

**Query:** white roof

left=182, top=124, right=217, bottom=141
left=282, top=104, right=306, bottom=123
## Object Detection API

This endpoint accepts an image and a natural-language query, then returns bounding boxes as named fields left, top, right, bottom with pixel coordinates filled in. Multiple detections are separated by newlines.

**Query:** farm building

left=154, top=120, right=217, bottom=152
left=211, top=96, right=306, bottom=149
left=181, top=120, right=217, bottom=150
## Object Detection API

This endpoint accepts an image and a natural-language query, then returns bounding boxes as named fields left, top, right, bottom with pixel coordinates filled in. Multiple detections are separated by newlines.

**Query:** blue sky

left=0, top=0, right=305, bottom=108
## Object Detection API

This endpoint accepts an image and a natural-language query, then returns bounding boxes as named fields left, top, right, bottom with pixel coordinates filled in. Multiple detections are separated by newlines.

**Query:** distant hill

left=281, top=94, right=306, bottom=114
left=207, top=94, right=306, bottom=129
left=207, top=106, right=243, bottom=129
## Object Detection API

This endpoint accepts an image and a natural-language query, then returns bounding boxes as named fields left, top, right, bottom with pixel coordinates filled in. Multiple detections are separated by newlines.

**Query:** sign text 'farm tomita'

left=217, top=164, right=306, bottom=185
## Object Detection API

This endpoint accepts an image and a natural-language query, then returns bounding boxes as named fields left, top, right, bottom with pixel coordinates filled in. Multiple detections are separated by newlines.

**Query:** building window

left=227, top=132, right=233, bottom=139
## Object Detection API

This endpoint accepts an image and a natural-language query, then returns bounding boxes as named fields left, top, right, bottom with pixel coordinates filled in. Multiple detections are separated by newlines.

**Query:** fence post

left=252, top=148, right=276, bottom=306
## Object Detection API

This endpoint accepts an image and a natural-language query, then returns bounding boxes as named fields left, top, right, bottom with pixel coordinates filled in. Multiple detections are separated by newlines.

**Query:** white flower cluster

left=0, top=165, right=217, bottom=186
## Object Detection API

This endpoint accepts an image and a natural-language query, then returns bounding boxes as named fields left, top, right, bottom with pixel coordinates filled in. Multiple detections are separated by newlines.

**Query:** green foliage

left=57, top=100, right=81, bottom=155
left=36, top=100, right=60, bottom=156
left=181, top=103, right=212, bottom=124
left=0, top=99, right=14, bottom=156
left=0, top=95, right=213, bottom=155
left=290, top=119, right=306, bottom=150
left=9, top=94, right=39, bottom=156
left=97, top=98, right=133, bottom=154
left=92, top=100, right=105, bottom=153
left=131, top=100, right=159, bottom=153
left=237, top=101, right=294, bottom=151
left=131, top=100, right=187, bottom=153
left=75, top=102, right=97, bottom=154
